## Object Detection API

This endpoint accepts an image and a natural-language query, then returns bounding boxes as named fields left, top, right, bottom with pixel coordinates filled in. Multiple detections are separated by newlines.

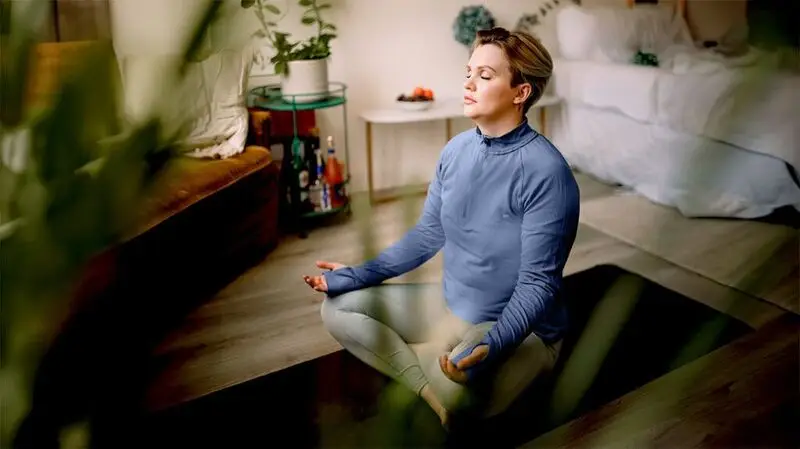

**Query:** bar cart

left=247, top=82, right=351, bottom=238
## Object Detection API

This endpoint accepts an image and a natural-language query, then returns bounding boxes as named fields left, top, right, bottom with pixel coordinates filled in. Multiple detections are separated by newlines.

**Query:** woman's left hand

left=438, top=345, right=490, bottom=384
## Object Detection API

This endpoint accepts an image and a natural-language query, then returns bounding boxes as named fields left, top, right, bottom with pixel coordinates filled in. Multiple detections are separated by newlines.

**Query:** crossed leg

left=320, top=283, right=560, bottom=425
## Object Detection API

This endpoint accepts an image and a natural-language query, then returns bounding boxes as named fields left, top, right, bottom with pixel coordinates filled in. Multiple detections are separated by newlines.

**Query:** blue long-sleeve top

left=324, top=119, right=580, bottom=377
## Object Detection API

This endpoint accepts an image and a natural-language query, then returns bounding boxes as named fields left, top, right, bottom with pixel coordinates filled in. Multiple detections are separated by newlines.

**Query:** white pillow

left=117, top=46, right=254, bottom=159
left=556, top=5, right=694, bottom=63
left=555, top=5, right=599, bottom=60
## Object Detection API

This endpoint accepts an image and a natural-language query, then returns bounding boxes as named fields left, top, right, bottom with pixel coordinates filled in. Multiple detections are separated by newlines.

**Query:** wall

left=244, top=0, right=750, bottom=194
left=250, top=0, right=578, bottom=194
left=110, top=0, right=579, bottom=194
left=109, top=0, right=738, bottom=194
left=685, top=0, right=747, bottom=44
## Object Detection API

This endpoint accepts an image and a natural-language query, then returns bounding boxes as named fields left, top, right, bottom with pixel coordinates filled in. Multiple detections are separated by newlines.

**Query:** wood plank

left=580, top=193, right=799, bottom=313
left=522, top=314, right=799, bottom=449
left=610, top=244, right=786, bottom=330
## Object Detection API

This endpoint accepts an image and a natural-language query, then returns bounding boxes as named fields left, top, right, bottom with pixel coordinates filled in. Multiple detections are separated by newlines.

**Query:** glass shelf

left=300, top=198, right=350, bottom=219
left=299, top=177, right=351, bottom=219
left=248, top=82, right=347, bottom=111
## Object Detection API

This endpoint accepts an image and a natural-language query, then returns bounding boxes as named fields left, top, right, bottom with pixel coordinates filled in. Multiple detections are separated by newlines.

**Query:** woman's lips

left=464, top=95, right=476, bottom=104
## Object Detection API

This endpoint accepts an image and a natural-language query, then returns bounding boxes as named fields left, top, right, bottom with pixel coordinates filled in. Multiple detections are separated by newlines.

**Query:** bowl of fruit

left=396, top=86, right=435, bottom=111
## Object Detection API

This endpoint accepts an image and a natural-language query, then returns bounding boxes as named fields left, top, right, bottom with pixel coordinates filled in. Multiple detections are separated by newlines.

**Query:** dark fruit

left=397, top=93, right=433, bottom=102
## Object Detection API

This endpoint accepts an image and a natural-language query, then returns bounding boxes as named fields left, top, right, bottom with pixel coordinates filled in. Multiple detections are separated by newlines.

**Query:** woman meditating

left=303, top=27, right=580, bottom=427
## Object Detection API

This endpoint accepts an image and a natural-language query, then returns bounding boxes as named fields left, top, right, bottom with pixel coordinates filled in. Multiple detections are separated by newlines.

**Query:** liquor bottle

left=305, top=127, right=323, bottom=185
left=247, top=109, right=272, bottom=148
left=324, top=136, right=345, bottom=206
left=291, top=137, right=310, bottom=213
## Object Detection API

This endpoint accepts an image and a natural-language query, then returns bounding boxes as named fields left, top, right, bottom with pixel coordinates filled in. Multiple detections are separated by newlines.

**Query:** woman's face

left=463, top=44, right=526, bottom=122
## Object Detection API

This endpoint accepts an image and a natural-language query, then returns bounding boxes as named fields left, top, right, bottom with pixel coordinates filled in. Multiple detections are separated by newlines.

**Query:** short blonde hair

left=472, top=27, right=553, bottom=114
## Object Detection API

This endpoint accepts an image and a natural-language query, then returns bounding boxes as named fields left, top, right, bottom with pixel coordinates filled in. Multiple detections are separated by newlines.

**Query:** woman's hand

left=438, top=345, right=490, bottom=384
left=303, top=260, right=346, bottom=293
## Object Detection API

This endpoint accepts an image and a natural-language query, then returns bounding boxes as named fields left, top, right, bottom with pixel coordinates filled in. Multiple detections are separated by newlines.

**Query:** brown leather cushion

left=132, top=146, right=273, bottom=239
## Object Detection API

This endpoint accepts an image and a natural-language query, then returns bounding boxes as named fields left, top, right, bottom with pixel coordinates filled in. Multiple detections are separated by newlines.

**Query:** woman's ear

left=514, top=83, right=533, bottom=106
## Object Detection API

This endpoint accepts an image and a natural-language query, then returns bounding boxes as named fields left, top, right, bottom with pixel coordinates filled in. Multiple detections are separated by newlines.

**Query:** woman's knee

left=319, top=296, right=342, bottom=334
left=319, top=290, right=367, bottom=334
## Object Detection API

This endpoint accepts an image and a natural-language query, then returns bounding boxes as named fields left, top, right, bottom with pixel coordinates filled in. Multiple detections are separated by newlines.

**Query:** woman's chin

left=463, top=103, right=480, bottom=119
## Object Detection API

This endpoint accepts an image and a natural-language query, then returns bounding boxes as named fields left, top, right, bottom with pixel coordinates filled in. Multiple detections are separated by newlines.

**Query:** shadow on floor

left=135, top=264, right=753, bottom=449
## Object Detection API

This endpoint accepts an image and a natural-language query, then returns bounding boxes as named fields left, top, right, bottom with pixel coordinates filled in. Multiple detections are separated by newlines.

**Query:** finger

left=455, top=345, right=488, bottom=370
left=445, top=360, right=465, bottom=383
left=456, top=351, right=482, bottom=370
left=448, top=359, right=460, bottom=375
left=316, top=261, right=336, bottom=270
left=304, top=276, right=322, bottom=290
left=455, top=355, right=474, bottom=370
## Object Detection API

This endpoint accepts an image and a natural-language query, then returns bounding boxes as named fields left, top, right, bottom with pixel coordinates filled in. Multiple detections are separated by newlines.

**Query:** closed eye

left=466, top=71, right=493, bottom=80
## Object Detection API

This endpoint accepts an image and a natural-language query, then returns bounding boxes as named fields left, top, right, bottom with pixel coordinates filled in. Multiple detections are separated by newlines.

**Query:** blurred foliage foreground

left=0, top=0, right=234, bottom=446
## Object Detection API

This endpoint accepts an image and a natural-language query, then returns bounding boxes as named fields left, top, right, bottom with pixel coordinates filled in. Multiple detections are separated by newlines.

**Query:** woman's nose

left=463, top=78, right=475, bottom=90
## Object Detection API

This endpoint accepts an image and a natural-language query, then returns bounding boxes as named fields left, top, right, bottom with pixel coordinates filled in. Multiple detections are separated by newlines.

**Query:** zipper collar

left=475, top=118, right=538, bottom=154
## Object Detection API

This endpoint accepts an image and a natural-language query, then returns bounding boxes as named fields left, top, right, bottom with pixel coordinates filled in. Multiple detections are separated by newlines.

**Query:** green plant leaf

left=301, top=16, right=315, bottom=25
left=263, top=4, right=280, bottom=14
left=180, top=0, right=224, bottom=75
left=318, top=4, right=332, bottom=9
left=0, top=0, right=49, bottom=127
left=322, top=23, right=336, bottom=31
left=31, top=43, right=122, bottom=185
left=240, top=0, right=256, bottom=7
left=299, top=0, right=313, bottom=6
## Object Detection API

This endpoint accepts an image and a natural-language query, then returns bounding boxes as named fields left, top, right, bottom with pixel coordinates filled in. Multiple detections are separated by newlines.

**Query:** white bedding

left=656, top=68, right=800, bottom=171
left=553, top=59, right=658, bottom=123
left=553, top=57, right=800, bottom=172
left=550, top=103, right=800, bottom=218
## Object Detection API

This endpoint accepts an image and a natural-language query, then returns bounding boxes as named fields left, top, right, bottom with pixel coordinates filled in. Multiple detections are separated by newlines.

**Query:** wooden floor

left=143, top=172, right=798, bottom=447
left=522, top=312, right=798, bottom=449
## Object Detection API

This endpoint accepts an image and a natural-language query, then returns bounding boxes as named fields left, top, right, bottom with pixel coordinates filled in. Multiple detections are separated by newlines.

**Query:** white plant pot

left=281, top=59, right=329, bottom=103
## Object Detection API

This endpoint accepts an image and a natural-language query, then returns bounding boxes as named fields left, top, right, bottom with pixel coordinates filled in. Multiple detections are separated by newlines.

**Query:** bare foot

left=419, top=384, right=449, bottom=428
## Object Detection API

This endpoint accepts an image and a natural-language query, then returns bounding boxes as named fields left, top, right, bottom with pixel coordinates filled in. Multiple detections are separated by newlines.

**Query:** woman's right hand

left=303, top=260, right=346, bottom=293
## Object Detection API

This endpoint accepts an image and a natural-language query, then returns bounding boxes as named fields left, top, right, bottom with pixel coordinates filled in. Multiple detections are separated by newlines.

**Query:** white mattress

left=553, top=57, right=800, bottom=172
left=550, top=103, right=800, bottom=218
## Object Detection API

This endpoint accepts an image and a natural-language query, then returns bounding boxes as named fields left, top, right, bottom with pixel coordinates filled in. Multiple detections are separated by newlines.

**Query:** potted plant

left=243, top=0, right=337, bottom=103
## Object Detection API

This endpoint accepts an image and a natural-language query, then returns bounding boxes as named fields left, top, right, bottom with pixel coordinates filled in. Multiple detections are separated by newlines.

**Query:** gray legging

left=320, top=283, right=561, bottom=417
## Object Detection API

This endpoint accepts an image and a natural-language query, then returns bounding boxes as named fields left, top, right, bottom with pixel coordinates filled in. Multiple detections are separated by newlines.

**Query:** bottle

left=291, top=137, right=310, bottom=213
left=305, top=127, right=323, bottom=185
left=311, top=149, right=331, bottom=211
left=248, top=109, right=272, bottom=148
left=309, top=149, right=323, bottom=210
left=324, top=136, right=345, bottom=206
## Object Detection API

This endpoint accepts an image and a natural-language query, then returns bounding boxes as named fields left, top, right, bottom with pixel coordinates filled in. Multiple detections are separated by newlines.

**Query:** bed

left=548, top=2, right=800, bottom=218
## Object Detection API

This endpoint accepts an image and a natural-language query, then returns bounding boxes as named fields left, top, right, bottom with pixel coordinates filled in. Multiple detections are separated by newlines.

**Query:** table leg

left=446, top=118, right=453, bottom=142
left=539, top=107, right=547, bottom=137
left=365, top=121, right=374, bottom=204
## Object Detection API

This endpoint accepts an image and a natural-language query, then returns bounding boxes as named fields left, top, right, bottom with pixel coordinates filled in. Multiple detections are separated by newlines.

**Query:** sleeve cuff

left=323, top=269, right=358, bottom=297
